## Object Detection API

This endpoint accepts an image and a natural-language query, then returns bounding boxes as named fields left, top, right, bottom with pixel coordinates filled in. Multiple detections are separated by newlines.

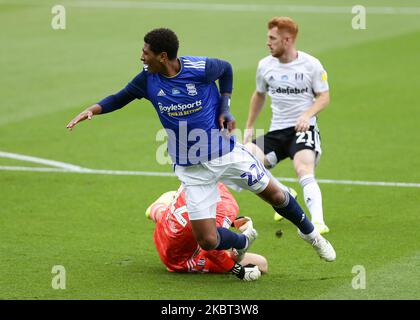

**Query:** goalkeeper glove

left=230, top=263, right=261, bottom=281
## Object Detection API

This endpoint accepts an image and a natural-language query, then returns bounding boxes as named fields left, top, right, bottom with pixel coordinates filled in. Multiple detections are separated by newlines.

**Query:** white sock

left=299, top=174, right=325, bottom=224
left=298, top=228, right=319, bottom=241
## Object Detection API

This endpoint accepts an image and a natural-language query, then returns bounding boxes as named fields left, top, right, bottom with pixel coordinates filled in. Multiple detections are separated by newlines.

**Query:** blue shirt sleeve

left=98, top=88, right=136, bottom=114
left=125, top=71, right=148, bottom=99
left=205, top=58, right=233, bottom=94
left=98, top=71, right=148, bottom=114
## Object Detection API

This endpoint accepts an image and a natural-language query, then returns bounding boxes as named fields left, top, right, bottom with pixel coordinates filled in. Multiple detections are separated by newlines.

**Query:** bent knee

left=294, top=164, right=313, bottom=178
left=197, top=235, right=218, bottom=251
left=297, top=169, right=312, bottom=179
left=271, top=189, right=287, bottom=207
left=293, top=155, right=315, bottom=177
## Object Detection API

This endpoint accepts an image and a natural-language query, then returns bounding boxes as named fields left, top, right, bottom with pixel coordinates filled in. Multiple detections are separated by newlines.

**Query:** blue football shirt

left=123, top=56, right=236, bottom=166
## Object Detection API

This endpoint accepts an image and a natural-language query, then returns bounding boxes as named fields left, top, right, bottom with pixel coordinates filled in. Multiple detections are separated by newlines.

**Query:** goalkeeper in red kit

left=146, top=183, right=268, bottom=281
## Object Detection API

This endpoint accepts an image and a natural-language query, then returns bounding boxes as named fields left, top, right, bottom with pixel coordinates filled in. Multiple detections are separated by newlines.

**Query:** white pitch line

left=0, top=151, right=85, bottom=171
left=1, top=1, right=420, bottom=15
left=0, top=166, right=176, bottom=176
left=1, top=165, right=420, bottom=188
left=0, top=166, right=72, bottom=173
left=1, top=151, right=419, bottom=187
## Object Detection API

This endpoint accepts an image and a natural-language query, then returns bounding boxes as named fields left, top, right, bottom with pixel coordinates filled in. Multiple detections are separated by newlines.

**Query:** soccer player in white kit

left=244, top=17, right=331, bottom=234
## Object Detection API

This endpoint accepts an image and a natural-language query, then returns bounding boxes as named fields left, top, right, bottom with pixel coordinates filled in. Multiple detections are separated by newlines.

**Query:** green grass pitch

left=1, top=0, right=420, bottom=299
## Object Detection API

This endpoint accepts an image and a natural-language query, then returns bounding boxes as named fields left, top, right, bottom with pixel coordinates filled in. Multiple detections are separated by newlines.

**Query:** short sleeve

left=256, top=62, right=268, bottom=93
left=312, top=59, right=329, bottom=93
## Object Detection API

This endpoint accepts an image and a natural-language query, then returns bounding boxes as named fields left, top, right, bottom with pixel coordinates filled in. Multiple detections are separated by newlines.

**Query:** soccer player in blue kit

left=66, top=28, right=336, bottom=265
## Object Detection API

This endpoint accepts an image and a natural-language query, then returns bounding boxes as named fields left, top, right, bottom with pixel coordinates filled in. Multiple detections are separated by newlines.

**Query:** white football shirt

left=256, top=51, right=329, bottom=131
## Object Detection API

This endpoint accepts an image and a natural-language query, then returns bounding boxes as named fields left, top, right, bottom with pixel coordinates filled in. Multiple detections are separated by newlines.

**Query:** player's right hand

left=219, top=112, right=236, bottom=133
left=242, top=264, right=261, bottom=281
left=243, top=127, right=254, bottom=144
left=66, top=110, right=93, bottom=130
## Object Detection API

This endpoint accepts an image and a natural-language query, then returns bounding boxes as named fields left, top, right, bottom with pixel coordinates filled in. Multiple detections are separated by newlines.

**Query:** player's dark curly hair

left=144, top=28, right=179, bottom=60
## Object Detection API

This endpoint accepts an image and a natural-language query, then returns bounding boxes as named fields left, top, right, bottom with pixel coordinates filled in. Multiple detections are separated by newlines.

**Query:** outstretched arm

left=66, top=88, right=136, bottom=130
left=203, top=250, right=264, bottom=281
left=66, top=71, right=147, bottom=130
left=232, top=251, right=268, bottom=274
left=66, top=103, right=102, bottom=130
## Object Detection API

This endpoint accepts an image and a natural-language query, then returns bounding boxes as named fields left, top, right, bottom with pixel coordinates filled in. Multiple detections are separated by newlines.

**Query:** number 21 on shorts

left=296, top=130, right=315, bottom=147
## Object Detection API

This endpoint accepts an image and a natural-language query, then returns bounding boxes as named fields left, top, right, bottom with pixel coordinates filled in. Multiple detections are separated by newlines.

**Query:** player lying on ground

left=146, top=183, right=267, bottom=281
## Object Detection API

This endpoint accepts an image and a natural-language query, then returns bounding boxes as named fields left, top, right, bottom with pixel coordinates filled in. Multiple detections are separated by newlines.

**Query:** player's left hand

left=295, top=113, right=310, bottom=132
left=219, top=113, right=236, bottom=133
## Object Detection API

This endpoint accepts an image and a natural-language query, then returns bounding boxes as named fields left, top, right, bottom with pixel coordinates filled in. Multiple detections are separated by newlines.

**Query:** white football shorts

left=174, top=144, right=270, bottom=220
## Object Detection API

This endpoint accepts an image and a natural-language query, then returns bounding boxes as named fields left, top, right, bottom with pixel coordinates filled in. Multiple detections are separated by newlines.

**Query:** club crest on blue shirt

left=172, top=88, right=181, bottom=95
left=186, top=83, right=197, bottom=96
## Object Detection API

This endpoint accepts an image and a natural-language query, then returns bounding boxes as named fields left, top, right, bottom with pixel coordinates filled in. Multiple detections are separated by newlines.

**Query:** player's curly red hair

left=268, top=17, right=299, bottom=39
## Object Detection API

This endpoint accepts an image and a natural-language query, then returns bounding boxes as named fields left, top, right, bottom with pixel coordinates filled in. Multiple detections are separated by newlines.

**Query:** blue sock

left=273, top=192, right=314, bottom=234
left=215, top=227, right=248, bottom=250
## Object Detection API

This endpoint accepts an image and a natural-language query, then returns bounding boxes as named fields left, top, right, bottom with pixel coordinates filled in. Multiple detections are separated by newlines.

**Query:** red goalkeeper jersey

left=153, top=183, right=239, bottom=273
